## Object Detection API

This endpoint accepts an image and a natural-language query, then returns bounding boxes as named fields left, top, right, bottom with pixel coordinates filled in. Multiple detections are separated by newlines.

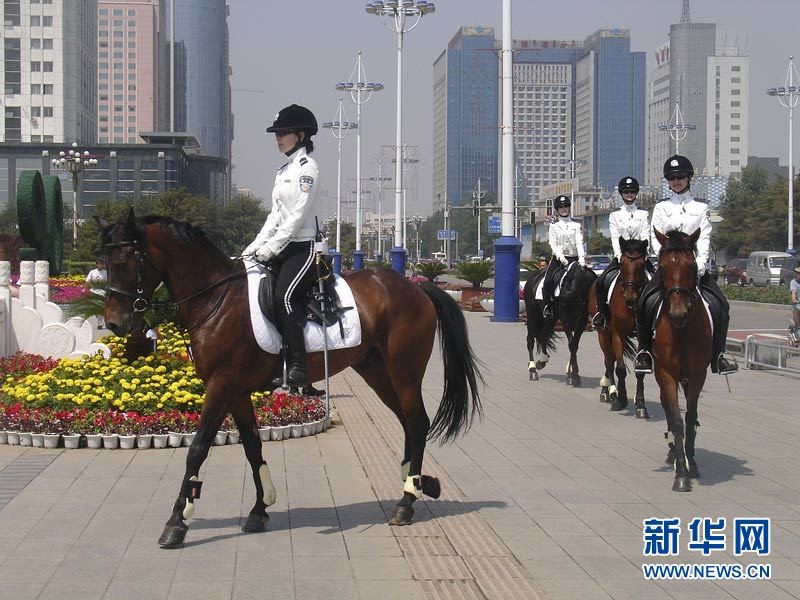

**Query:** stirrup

left=591, top=311, right=607, bottom=330
left=716, top=354, right=738, bottom=375
left=634, top=350, right=653, bottom=374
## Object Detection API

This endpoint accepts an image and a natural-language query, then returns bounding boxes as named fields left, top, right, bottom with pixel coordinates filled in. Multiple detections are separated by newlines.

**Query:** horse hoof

left=242, top=512, right=270, bottom=533
left=570, top=376, right=581, bottom=388
left=529, top=370, right=539, bottom=381
left=635, top=407, right=649, bottom=419
left=688, top=464, right=700, bottom=479
left=599, top=391, right=610, bottom=403
left=672, top=476, right=692, bottom=492
left=535, top=361, right=547, bottom=370
left=389, top=506, right=414, bottom=526
left=158, top=523, right=188, bottom=549
left=610, top=398, right=628, bottom=412
left=421, top=475, right=441, bottom=499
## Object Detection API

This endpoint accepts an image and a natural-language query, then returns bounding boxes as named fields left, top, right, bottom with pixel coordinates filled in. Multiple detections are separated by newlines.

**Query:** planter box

left=214, top=431, right=228, bottom=446
left=153, top=434, right=170, bottom=449
left=168, top=432, right=183, bottom=448
left=102, top=434, right=119, bottom=449
left=258, top=427, right=272, bottom=442
left=31, top=433, right=44, bottom=448
left=136, top=434, right=153, bottom=449
left=43, top=433, right=60, bottom=449
left=0, top=431, right=7, bottom=445
left=19, top=432, right=32, bottom=447
left=119, top=435, right=136, bottom=449
left=63, top=434, right=81, bottom=449
left=182, top=432, right=196, bottom=447
left=86, top=434, right=103, bottom=449
left=271, top=425, right=289, bottom=441
left=7, top=431, right=20, bottom=445
left=227, top=430, right=240, bottom=444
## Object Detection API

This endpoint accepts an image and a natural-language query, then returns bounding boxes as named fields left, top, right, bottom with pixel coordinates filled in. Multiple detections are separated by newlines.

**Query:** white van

left=746, top=251, right=790, bottom=286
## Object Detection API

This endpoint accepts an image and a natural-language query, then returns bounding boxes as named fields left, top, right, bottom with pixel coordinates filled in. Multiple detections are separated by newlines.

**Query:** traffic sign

left=487, top=216, right=501, bottom=234
left=437, top=229, right=457, bottom=241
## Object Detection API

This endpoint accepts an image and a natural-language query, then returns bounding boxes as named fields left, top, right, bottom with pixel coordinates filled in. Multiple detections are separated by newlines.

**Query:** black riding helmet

left=266, top=104, right=318, bottom=136
left=663, top=154, right=694, bottom=179
left=553, top=195, right=571, bottom=210
left=618, top=176, right=639, bottom=195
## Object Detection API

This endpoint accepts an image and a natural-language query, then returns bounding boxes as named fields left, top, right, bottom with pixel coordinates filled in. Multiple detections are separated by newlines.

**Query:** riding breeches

left=272, top=241, right=316, bottom=332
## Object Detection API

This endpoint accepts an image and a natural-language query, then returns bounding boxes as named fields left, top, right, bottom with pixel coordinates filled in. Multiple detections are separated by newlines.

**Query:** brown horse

left=587, top=238, right=650, bottom=417
left=651, top=228, right=711, bottom=492
left=100, top=211, right=483, bottom=547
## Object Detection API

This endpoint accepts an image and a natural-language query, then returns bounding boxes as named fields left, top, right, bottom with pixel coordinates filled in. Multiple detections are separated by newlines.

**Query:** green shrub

left=454, top=261, right=494, bottom=289
left=413, top=261, right=447, bottom=281
left=721, top=284, right=790, bottom=304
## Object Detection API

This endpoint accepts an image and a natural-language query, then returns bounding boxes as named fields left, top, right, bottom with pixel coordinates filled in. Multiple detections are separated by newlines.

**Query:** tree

left=139, top=188, right=217, bottom=227
left=715, top=165, right=769, bottom=257
left=586, top=232, right=612, bottom=255
left=217, top=191, right=267, bottom=255
left=0, top=204, right=18, bottom=236
left=454, top=261, right=494, bottom=289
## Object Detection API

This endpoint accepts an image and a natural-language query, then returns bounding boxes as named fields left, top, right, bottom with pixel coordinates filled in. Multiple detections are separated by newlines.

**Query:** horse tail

left=420, top=283, right=484, bottom=443
left=622, top=334, right=637, bottom=361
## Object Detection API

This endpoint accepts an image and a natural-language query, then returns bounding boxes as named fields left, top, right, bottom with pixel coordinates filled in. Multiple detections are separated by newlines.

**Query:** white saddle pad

left=534, top=262, right=577, bottom=301
left=245, top=260, right=362, bottom=354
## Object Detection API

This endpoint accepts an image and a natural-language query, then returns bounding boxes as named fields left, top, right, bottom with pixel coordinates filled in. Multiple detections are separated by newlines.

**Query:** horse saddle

left=258, top=256, right=353, bottom=339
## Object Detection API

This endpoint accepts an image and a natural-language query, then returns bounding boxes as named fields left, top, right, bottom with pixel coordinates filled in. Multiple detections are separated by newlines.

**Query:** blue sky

left=229, top=0, right=799, bottom=216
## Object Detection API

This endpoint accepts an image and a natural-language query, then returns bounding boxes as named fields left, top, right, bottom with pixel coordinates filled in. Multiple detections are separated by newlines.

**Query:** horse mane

left=141, top=216, right=232, bottom=263
left=620, top=238, right=648, bottom=257
left=660, top=230, right=697, bottom=254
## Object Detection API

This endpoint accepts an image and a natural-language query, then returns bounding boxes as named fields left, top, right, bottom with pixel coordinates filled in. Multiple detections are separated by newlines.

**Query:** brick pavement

left=0, top=311, right=799, bottom=599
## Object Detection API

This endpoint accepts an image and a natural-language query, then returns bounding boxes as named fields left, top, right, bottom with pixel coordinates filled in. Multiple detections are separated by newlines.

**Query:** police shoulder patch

left=299, top=157, right=308, bottom=165
left=299, top=175, right=314, bottom=193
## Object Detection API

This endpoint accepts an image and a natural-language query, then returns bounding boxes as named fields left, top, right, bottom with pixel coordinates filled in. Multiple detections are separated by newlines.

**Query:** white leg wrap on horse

left=403, top=475, right=423, bottom=499
left=608, top=384, right=617, bottom=397
left=600, top=374, right=611, bottom=387
left=259, top=463, right=277, bottom=507
left=401, top=461, right=411, bottom=481
left=182, top=475, right=199, bottom=520
left=528, top=360, right=536, bottom=370
left=665, top=431, right=675, bottom=445
left=565, top=362, right=571, bottom=374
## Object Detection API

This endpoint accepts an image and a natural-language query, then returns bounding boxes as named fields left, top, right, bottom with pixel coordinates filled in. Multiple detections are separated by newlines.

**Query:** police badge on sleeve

left=299, top=175, right=314, bottom=193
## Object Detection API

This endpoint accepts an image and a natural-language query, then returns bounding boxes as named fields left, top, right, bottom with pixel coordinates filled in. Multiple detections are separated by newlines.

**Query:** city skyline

left=230, top=0, right=798, bottom=218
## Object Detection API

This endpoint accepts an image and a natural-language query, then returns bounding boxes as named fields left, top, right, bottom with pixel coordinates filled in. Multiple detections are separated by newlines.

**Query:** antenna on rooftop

left=680, top=0, right=691, bottom=23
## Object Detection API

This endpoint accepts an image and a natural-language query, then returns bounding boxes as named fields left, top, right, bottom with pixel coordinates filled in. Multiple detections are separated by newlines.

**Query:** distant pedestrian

left=790, top=266, right=800, bottom=328
left=85, top=257, right=107, bottom=295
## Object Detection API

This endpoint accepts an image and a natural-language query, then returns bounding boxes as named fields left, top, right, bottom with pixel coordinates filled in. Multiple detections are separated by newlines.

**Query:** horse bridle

left=105, top=238, right=245, bottom=317
left=618, top=251, right=647, bottom=295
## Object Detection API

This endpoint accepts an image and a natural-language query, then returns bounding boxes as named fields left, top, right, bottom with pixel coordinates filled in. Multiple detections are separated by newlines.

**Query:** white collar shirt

left=548, top=217, right=585, bottom=263
left=609, top=204, right=650, bottom=259
left=650, top=191, right=712, bottom=274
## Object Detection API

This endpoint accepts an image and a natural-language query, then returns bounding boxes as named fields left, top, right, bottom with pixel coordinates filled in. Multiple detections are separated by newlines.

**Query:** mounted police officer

left=633, top=155, right=737, bottom=375
left=591, top=176, right=652, bottom=330
left=542, top=194, right=586, bottom=319
left=244, top=104, right=320, bottom=388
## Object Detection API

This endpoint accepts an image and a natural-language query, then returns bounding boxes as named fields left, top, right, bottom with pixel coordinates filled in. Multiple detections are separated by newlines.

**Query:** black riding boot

left=284, top=316, right=309, bottom=387
left=634, top=327, right=654, bottom=374
left=702, top=274, right=738, bottom=375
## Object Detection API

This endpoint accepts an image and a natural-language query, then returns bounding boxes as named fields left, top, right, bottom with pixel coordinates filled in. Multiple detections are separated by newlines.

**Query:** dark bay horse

left=100, top=211, right=483, bottom=547
left=652, top=228, right=711, bottom=492
left=524, top=262, right=597, bottom=385
left=587, top=238, right=650, bottom=417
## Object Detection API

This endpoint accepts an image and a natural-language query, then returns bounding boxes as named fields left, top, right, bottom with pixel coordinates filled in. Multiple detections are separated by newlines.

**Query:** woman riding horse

left=101, top=210, right=483, bottom=547
left=634, top=155, right=738, bottom=376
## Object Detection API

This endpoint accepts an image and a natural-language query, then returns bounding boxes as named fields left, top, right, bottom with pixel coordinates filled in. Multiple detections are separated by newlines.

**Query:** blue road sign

left=488, top=216, right=501, bottom=234
left=437, top=229, right=457, bottom=241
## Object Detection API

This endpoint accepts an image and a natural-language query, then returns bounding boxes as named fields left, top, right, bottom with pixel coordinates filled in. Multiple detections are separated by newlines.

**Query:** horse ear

left=689, top=228, right=701, bottom=246
left=641, top=239, right=649, bottom=252
left=619, top=236, right=629, bottom=248
left=124, top=206, right=137, bottom=235
left=654, top=228, right=668, bottom=247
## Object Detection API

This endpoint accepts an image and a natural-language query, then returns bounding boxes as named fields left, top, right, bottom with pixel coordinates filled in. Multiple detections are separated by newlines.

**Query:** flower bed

left=0, top=324, right=331, bottom=448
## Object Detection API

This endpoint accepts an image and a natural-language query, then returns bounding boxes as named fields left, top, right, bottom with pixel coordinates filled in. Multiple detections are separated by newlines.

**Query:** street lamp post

left=366, top=0, right=435, bottom=274
left=336, top=52, right=383, bottom=271
left=767, top=56, right=800, bottom=252
left=368, top=163, right=391, bottom=261
left=322, top=101, right=357, bottom=274
left=472, top=178, right=487, bottom=258
left=658, top=102, right=696, bottom=156
left=51, top=143, right=97, bottom=250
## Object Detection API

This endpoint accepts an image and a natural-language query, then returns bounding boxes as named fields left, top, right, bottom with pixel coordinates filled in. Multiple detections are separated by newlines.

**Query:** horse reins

left=105, top=239, right=245, bottom=330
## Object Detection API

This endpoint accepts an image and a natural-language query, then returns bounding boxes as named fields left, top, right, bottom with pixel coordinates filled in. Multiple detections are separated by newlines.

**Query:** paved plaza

left=1, top=308, right=800, bottom=599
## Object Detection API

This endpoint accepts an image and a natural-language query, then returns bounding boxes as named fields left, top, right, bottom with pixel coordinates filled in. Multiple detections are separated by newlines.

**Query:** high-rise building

left=644, top=4, right=749, bottom=184
left=432, top=27, right=497, bottom=212
left=97, top=0, right=168, bottom=144
left=1, top=0, right=98, bottom=144
left=575, top=29, right=646, bottom=192
left=512, top=39, right=584, bottom=208
left=167, top=0, right=230, bottom=161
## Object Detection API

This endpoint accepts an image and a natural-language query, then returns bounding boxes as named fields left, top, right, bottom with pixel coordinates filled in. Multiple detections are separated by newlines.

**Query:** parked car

left=779, top=255, right=800, bottom=287
left=723, top=258, right=748, bottom=286
left=746, top=251, right=790, bottom=286
left=586, top=255, right=611, bottom=276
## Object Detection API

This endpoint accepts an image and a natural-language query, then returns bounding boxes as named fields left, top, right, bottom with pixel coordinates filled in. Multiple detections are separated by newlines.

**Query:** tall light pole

left=336, top=52, right=383, bottom=271
left=472, top=178, right=487, bottom=258
left=322, top=101, right=357, bottom=274
left=561, top=140, right=588, bottom=206
left=366, top=0, right=435, bottom=274
left=658, top=102, right=696, bottom=155
left=390, top=144, right=419, bottom=249
left=51, top=143, right=97, bottom=250
left=767, top=56, right=800, bottom=252
left=369, top=163, right=391, bottom=261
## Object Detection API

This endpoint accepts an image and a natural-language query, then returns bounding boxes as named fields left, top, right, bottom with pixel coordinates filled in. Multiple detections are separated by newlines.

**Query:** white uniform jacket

left=609, top=204, right=650, bottom=260
left=649, top=191, right=711, bottom=275
left=244, top=147, right=319, bottom=261
left=548, top=217, right=585, bottom=265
